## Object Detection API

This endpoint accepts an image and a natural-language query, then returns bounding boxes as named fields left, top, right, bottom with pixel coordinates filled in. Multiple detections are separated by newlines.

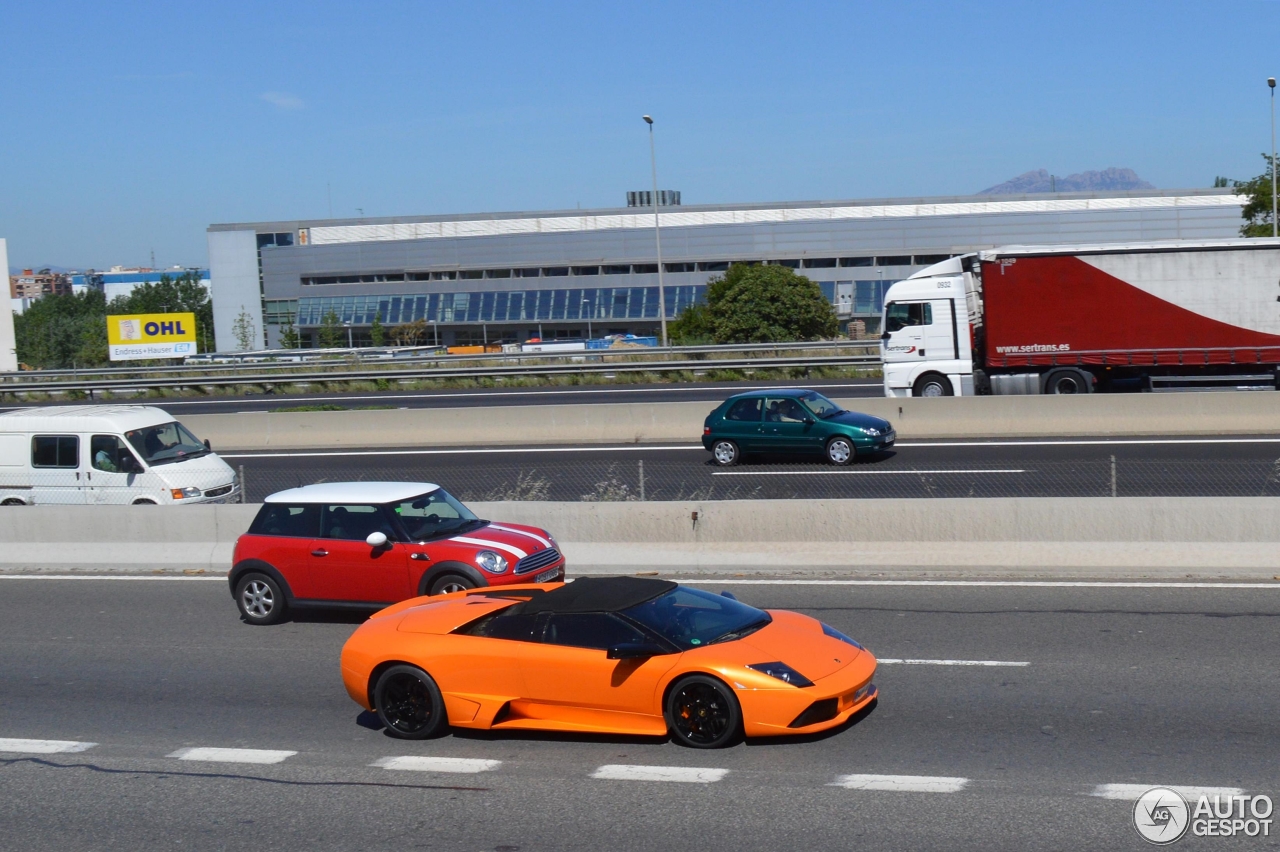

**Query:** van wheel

left=913, top=373, right=953, bottom=398
left=1, top=498, right=25, bottom=506
left=132, top=498, right=157, bottom=505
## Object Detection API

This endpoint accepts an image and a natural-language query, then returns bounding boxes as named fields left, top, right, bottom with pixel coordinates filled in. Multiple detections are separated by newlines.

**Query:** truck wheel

left=913, top=373, right=953, bottom=398
left=1044, top=369, right=1091, bottom=395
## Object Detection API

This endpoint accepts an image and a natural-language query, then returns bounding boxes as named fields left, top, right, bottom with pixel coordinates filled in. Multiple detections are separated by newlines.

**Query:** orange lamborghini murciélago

left=340, top=577, right=877, bottom=748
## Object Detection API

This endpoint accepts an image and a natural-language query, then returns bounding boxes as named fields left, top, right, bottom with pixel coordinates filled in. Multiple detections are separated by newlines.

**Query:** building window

left=485, top=269, right=511, bottom=278
left=459, top=270, right=483, bottom=280
left=839, top=257, right=874, bottom=267
left=602, top=265, right=631, bottom=275
left=803, top=258, right=837, bottom=268
left=407, top=272, right=432, bottom=281
left=632, top=263, right=658, bottom=274
left=432, top=271, right=457, bottom=280
left=771, top=259, right=801, bottom=269
left=514, top=268, right=541, bottom=278
left=664, top=262, right=694, bottom=273
left=572, top=266, right=599, bottom=276
left=913, top=254, right=951, bottom=265
left=877, top=256, right=912, bottom=266
left=543, top=267, right=569, bottom=277
left=697, top=261, right=729, bottom=272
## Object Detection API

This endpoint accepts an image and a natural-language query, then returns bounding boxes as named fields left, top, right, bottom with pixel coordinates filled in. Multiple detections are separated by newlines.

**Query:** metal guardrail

left=0, top=339, right=878, bottom=382
left=0, top=353, right=882, bottom=396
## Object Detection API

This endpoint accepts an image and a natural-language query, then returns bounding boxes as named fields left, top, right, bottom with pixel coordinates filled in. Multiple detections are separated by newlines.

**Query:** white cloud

left=261, top=91, right=304, bottom=110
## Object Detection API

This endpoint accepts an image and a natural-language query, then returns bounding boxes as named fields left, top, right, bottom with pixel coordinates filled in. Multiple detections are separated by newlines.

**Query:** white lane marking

left=712, top=468, right=1026, bottom=477
left=487, top=523, right=552, bottom=548
left=373, top=756, right=501, bottom=774
left=591, top=764, right=728, bottom=784
left=450, top=535, right=527, bottom=560
left=0, top=738, right=97, bottom=754
left=0, top=575, right=226, bottom=581
left=222, top=444, right=703, bottom=459
left=168, top=747, right=297, bottom=764
left=830, top=774, right=969, bottom=793
left=685, top=580, right=1280, bottom=589
left=1091, top=783, right=1245, bottom=801
left=899, top=437, right=1280, bottom=447
left=134, top=382, right=877, bottom=408
left=877, top=659, right=1029, bottom=667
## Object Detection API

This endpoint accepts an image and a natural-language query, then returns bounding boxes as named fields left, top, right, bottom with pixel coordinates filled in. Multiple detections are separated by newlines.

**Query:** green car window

left=724, top=398, right=763, bottom=422
left=800, top=392, right=842, bottom=419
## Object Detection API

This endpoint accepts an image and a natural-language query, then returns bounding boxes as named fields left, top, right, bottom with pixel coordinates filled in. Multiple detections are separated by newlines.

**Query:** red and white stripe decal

left=487, top=524, right=552, bottom=549
left=450, top=536, right=527, bottom=560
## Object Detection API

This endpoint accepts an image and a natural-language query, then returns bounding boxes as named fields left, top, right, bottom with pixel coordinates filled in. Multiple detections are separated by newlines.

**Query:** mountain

left=979, top=168, right=1155, bottom=195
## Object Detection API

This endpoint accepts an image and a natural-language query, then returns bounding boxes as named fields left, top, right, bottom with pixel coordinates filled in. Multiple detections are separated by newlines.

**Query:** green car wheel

left=825, top=436, right=854, bottom=466
left=711, top=439, right=740, bottom=466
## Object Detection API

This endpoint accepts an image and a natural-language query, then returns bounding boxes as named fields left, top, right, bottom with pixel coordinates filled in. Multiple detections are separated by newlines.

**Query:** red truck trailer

left=880, top=239, right=1280, bottom=396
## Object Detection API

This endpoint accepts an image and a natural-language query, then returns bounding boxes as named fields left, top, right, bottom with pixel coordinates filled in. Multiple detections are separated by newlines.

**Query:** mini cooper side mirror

left=607, top=642, right=665, bottom=660
left=365, top=531, right=389, bottom=548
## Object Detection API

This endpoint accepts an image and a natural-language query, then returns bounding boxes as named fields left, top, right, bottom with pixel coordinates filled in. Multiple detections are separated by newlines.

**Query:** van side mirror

left=203, top=438, right=212, bottom=451
left=366, top=532, right=389, bottom=548
left=120, top=456, right=142, bottom=474
left=606, top=642, right=666, bottom=660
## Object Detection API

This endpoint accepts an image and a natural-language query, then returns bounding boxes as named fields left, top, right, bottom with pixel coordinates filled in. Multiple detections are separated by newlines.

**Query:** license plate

left=535, top=568, right=561, bottom=583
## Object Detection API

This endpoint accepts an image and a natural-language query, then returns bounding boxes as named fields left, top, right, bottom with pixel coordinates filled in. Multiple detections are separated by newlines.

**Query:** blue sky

left=0, top=1, right=1274, bottom=270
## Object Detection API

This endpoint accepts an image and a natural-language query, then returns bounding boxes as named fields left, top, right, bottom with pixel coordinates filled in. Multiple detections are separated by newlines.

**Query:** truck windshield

left=390, top=488, right=485, bottom=541
left=885, top=301, right=932, bottom=332
left=125, top=421, right=209, bottom=466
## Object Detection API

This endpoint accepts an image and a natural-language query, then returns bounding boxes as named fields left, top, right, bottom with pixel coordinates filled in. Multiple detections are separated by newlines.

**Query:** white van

left=0, top=405, right=240, bottom=505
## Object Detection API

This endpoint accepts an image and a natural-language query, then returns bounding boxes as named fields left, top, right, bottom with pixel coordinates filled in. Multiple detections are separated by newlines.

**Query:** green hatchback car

left=701, top=388, right=895, bottom=466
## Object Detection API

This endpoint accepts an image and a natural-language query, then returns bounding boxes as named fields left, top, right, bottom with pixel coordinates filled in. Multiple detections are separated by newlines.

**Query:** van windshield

left=125, top=421, right=209, bottom=466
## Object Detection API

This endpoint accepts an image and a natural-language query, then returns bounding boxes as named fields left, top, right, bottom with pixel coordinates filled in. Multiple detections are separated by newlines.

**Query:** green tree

left=318, top=309, right=344, bottom=348
left=278, top=317, right=300, bottom=349
left=667, top=301, right=713, bottom=345
left=370, top=311, right=386, bottom=347
left=1234, top=154, right=1279, bottom=236
left=13, top=289, right=110, bottom=368
left=232, top=306, right=258, bottom=351
left=112, top=271, right=215, bottom=352
left=673, top=263, right=837, bottom=344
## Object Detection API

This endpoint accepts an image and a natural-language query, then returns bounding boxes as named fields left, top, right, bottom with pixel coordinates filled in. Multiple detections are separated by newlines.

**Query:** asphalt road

left=1, top=577, right=1275, bottom=851
left=0, top=378, right=883, bottom=416
left=227, top=435, right=1280, bottom=501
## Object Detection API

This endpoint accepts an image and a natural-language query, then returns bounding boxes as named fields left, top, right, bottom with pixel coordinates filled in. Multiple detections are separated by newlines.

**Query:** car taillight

left=703, top=426, right=711, bottom=435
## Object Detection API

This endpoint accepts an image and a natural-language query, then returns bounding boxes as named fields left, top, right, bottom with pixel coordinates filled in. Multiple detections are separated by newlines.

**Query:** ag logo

left=1134, top=787, right=1190, bottom=844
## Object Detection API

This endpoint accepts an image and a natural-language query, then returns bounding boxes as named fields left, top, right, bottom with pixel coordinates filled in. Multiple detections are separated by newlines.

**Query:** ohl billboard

left=107, top=313, right=198, bottom=361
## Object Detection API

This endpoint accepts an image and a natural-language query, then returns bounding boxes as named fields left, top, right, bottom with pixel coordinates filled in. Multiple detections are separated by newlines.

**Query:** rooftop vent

left=627, top=190, right=681, bottom=208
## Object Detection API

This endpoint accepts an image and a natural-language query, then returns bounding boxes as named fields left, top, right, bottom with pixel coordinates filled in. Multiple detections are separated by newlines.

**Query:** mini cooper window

left=321, top=505, right=397, bottom=541
left=251, top=504, right=322, bottom=538
left=724, top=398, right=763, bottom=422
left=541, top=613, right=647, bottom=650
left=390, top=489, right=483, bottom=541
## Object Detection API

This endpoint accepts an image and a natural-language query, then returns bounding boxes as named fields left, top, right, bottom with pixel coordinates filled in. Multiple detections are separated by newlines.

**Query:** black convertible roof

left=517, top=576, right=676, bottom=614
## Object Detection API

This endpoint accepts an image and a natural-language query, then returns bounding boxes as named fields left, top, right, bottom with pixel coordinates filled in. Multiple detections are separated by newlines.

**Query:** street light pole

left=583, top=298, right=592, bottom=340
left=1270, top=77, right=1276, bottom=237
left=643, top=115, right=669, bottom=347
left=344, top=321, right=353, bottom=348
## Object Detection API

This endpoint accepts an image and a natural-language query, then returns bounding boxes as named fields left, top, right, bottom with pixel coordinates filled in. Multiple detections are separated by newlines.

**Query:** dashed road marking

left=878, top=659, right=1030, bottom=667
left=1091, top=783, right=1245, bottom=801
left=687, top=580, right=1280, bottom=589
left=373, top=756, right=501, bottom=774
left=831, top=774, right=969, bottom=793
left=0, top=575, right=225, bottom=581
left=591, top=764, right=728, bottom=784
left=0, top=738, right=97, bottom=754
left=712, top=469, right=1026, bottom=477
left=168, top=747, right=297, bottom=765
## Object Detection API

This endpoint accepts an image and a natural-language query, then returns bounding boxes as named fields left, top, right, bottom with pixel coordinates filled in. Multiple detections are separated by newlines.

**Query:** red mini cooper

left=229, top=481, right=566, bottom=625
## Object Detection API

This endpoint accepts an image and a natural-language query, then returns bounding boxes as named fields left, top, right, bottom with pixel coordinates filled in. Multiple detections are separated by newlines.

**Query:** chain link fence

left=235, top=454, right=1280, bottom=503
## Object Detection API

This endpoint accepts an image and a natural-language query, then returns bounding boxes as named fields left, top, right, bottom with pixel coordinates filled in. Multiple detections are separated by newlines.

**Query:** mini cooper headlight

left=474, top=550, right=509, bottom=574
left=822, top=622, right=865, bottom=651
left=746, top=662, right=814, bottom=687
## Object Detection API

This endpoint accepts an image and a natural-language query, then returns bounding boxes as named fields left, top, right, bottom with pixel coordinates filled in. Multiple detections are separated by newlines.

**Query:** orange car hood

left=735, top=610, right=863, bottom=681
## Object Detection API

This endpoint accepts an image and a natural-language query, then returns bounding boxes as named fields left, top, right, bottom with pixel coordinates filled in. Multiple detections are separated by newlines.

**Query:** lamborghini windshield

left=622, top=586, right=771, bottom=650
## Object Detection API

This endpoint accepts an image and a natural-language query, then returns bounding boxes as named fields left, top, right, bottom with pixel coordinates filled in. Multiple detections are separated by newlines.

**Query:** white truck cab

left=0, top=405, right=239, bottom=505
left=880, top=256, right=978, bottom=397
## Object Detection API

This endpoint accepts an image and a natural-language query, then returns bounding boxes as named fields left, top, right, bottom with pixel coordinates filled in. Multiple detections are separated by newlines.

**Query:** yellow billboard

left=107, top=312, right=198, bottom=361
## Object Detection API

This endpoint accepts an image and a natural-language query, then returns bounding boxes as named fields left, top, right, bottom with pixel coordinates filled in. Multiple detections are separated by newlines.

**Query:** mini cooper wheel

left=666, top=675, right=742, bottom=749
left=825, top=436, right=855, bottom=466
left=429, top=574, right=476, bottom=596
left=234, top=573, right=287, bottom=626
left=374, top=664, right=446, bottom=739
left=711, top=439, right=740, bottom=467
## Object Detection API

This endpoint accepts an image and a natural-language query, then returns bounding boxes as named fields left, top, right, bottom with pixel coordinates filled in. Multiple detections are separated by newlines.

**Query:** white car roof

left=0, top=405, right=178, bottom=434
left=264, top=481, right=442, bottom=504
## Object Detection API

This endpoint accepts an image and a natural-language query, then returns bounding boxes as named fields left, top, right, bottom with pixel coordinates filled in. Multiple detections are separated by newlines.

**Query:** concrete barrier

left=184, top=392, right=1280, bottom=452
left=4, top=498, right=1280, bottom=580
